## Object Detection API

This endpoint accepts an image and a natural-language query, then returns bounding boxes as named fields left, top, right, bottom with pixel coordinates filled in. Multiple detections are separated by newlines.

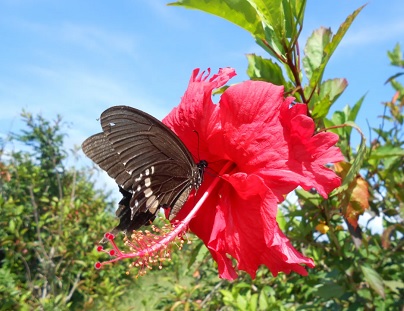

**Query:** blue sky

left=1, top=0, right=403, bottom=145
left=0, top=0, right=403, bottom=187
left=1, top=0, right=401, bottom=233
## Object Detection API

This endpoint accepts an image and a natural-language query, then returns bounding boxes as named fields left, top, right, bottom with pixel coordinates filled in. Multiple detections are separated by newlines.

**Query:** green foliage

left=0, top=112, right=134, bottom=310
left=1, top=1, right=403, bottom=310
left=165, top=0, right=403, bottom=310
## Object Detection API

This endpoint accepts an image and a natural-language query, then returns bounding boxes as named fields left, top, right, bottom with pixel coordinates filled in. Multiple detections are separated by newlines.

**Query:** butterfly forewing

left=82, top=106, right=205, bottom=239
left=81, top=133, right=133, bottom=189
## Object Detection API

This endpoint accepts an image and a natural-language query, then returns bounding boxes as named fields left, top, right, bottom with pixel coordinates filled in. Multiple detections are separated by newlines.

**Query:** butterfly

left=82, top=106, right=207, bottom=241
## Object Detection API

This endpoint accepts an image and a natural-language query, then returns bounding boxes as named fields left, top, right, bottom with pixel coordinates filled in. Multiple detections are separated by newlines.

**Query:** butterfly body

left=82, top=106, right=206, bottom=239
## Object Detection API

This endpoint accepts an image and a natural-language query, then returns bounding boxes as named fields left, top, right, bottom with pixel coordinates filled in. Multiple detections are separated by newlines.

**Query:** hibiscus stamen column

left=95, top=160, right=234, bottom=273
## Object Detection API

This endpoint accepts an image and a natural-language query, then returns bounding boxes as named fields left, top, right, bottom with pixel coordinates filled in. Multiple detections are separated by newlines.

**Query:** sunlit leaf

left=302, top=27, right=332, bottom=81
left=246, top=54, right=286, bottom=85
left=169, top=0, right=265, bottom=37
left=361, top=265, right=385, bottom=298
left=311, top=77, right=347, bottom=119
left=384, top=280, right=404, bottom=294
left=306, top=5, right=365, bottom=88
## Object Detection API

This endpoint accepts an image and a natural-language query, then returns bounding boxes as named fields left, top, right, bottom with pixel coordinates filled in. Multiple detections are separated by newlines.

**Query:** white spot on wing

left=151, top=166, right=155, bottom=174
left=135, top=173, right=143, bottom=182
left=144, top=188, right=153, bottom=198
left=145, top=168, right=150, bottom=176
left=145, top=177, right=151, bottom=187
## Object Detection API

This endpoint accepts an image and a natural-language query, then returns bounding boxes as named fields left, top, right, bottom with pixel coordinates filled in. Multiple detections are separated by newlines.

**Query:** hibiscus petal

left=203, top=182, right=314, bottom=279
left=163, top=68, right=236, bottom=161
left=162, top=68, right=342, bottom=280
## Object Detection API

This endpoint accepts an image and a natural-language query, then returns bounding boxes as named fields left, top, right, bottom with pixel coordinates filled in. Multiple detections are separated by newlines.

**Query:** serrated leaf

left=311, top=95, right=331, bottom=119
left=320, top=78, right=347, bottom=102
left=311, top=78, right=347, bottom=119
left=246, top=54, right=286, bottom=85
left=307, top=5, right=365, bottom=88
left=303, top=27, right=332, bottom=81
left=360, top=265, right=385, bottom=298
left=247, top=0, right=285, bottom=36
left=169, top=0, right=265, bottom=37
left=250, top=0, right=306, bottom=58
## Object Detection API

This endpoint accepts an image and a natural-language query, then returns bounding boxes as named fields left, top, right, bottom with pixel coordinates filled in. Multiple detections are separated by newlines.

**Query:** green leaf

left=247, top=0, right=302, bottom=58
left=258, top=289, right=269, bottom=310
left=361, top=265, right=385, bottom=298
left=315, top=283, right=344, bottom=299
left=169, top=0, right=265, bottom=37
left=9, top=219, right=15, bottom=232
left=249, top=293, right=258, bottom=311
left=387, top=43, right=404, bottom=67
left=306, top=5, right=365, bottom=88
left=276, top=208, right=287, bottom=231
left=346, top=95, right=366, bottom=125
left=320, top=78, right=347, bottom=103
left=311, top=78, right=347, bottom=119
left=187, top=239, right=205, bottom=268
left=303, top=27, right=332, bottom=81
left=246, top=54, right=286, bottom=85
left=369, top=146, right=404, bottom=159
left=331, top=122, right=367, bottom=197
left=383, top=280, right=404, bottom=294
left=236, top=294, right=248, bottom=310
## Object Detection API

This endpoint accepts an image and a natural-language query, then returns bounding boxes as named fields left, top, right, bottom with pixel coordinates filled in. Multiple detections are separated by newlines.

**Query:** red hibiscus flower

left=96, top=68, right=344, bottom=280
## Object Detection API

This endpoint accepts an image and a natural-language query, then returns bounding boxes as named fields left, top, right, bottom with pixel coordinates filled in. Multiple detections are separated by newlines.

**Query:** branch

left=29, top=186, right=50, bottom=261
left=200, top=280, right=225, bottom=307
left=64, top=272, right=82, bottom=303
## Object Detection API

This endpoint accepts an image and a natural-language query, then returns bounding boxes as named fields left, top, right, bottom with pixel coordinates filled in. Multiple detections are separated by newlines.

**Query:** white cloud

left=60, top=23, right=139, bottom=56
left=4, top=17, right=139, bottom=57
left=341, top=20, right=404, bottom=48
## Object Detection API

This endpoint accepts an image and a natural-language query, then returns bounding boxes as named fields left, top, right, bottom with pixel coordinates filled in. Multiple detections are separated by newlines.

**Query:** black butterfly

left=82, top=106, right=207, bottom=241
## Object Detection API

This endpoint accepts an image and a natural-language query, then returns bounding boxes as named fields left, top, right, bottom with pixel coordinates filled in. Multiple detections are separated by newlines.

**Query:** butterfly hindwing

left=82, top=106, right=204, bottom=239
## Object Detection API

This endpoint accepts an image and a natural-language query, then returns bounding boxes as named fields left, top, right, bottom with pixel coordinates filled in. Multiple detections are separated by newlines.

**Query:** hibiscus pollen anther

left=93, top=161, right=233, bottom=277
left=93, top=219, right=190, bottom=277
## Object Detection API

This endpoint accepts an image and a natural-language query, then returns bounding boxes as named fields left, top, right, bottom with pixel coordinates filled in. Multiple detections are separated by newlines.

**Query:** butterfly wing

left=82, top=106, right=200, bottom=237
